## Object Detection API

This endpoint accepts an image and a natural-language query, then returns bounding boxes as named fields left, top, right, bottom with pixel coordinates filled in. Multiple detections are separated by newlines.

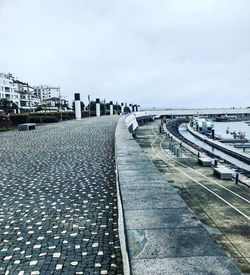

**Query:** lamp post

left=88, top=94, right=91, bottom=117
left=59, top=91, right=63, bottom=121
left=60, top=97, right=63, bottom=121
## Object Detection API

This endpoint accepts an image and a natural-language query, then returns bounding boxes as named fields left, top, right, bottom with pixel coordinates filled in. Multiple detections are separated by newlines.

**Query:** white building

left=0, top=73, right=20, bottom=109
left=14, top=80, right=40, bottom=112
left=33, top=85, right=60, bottom=101
left=41, top=97, right=69, bottom=112
left=0, top=73, right=40, bottom=113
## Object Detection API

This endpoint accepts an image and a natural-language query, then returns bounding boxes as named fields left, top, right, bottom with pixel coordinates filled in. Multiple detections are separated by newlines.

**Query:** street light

left=58, top=90, right=63, bottom=122
left=60, top=96, right=63, bottom=121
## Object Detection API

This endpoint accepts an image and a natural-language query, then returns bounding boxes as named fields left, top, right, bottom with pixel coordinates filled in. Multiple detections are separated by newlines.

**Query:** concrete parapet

left=115, top=117, right=241, bottom=275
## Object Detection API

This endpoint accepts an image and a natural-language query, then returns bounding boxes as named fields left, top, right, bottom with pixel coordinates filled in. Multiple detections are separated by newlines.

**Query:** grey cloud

left=0, top=0, right=249, bottom=108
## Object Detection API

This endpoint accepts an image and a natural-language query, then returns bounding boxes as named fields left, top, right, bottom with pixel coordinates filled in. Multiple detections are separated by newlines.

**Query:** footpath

left=0, top=117, right=123, bottom=275
left=115, top=117, right=241, bottom=275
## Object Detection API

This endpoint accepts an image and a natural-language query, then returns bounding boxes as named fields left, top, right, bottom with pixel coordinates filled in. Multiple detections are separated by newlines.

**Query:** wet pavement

left=0, top=117, right=123, bottom=275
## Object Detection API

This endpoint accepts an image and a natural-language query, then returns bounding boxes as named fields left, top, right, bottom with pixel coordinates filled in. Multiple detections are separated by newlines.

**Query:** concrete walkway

left=115, top=117, right=241, bottom=275
left=0, top=117, right=123, bottom=274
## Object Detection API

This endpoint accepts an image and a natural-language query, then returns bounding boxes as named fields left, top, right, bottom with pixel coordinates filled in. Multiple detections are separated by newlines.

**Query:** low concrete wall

left=115, top=117, right=241, bottom=275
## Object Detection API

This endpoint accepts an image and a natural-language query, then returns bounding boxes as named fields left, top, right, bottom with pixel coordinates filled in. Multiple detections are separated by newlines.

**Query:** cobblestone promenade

left=0, top=117, right=123, bottom=275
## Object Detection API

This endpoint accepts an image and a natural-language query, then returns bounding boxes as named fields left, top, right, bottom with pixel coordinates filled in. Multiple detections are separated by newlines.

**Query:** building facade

left=41, top=97, right=69, bottom=112
left=33, top=85, right=60, bottom=101
left=0, top=73, right=66, bottom=113
left=0, top=73, right=20, bottom=109
left=0, top=73, right=40, bottom=113
left=14, top=80, right=41, bottom=112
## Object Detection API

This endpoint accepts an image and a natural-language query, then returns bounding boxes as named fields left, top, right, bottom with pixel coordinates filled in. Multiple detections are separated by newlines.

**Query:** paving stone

left=0, top=117, right=123, bottom=274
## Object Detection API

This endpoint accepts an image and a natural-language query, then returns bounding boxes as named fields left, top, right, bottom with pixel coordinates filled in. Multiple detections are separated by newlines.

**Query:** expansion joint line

left=149, top=126, right=249, bottom=261
left=158, top=128, right=250, bottom=204
left=150, top=127, right=250, bottom=222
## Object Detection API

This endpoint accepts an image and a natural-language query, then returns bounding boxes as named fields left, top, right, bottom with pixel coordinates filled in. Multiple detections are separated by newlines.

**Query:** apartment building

left=14, top=80, right=40, bottom=112
left=0, top=73, right=40, bottom=113
left=0, top=73, right=20, bottom=109
left=33, top=85, right=60, bottom=101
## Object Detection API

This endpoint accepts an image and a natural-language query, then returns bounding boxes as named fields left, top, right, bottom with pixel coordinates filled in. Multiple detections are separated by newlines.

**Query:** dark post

left=235, top=173, right=239, bottom=184
left=212, top=129, right=215, bottom=140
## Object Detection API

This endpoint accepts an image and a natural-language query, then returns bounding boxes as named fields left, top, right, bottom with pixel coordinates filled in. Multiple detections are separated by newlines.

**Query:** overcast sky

left=0, top=0, right=249, bottom=108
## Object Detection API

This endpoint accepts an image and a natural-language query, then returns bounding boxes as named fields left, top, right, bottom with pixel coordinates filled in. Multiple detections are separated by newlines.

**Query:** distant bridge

left=135, top=107, right=250, bottom=119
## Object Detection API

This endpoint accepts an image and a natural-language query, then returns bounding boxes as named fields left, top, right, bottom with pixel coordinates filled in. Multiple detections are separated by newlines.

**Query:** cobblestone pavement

left=0, top=117, right=123, bottom=275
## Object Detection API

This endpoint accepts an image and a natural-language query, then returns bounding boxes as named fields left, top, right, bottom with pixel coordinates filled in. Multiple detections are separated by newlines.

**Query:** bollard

left=96, top=98, right=101, bottom=117
left=171, top=144, right=174, bottom=152
left=121, top=103, right=124, bottom=114
left=74, top=93, right=81, bottom=120
left=177, top=148, right=182, bottom=157
left=170, top=144, right=174, bottom=152
left=125, top=103, right=128, bottom=114
left=235, top=173, right=239, bottom=184
left=110, top=101, right=113, bottom=115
